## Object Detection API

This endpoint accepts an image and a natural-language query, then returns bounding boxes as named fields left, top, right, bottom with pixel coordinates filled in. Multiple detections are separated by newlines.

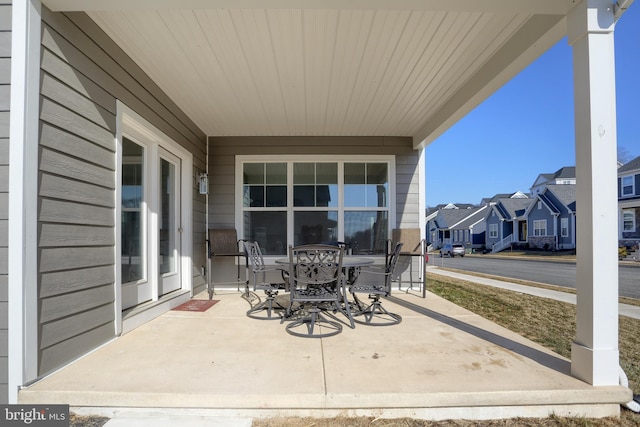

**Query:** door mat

left=172, top=299, right=219, bottom=312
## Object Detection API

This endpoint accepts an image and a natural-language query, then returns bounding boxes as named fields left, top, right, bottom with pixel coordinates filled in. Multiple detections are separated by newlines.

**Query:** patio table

left=274, top=256, right=375, bottom=328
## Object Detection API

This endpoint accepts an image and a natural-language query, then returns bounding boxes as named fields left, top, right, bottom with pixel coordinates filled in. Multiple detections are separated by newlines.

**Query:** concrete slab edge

left=72, top=403, right=622, bottom=422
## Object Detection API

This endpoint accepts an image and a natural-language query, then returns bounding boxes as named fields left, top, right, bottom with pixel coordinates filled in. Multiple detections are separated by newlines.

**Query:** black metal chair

left=243, top=241, right=287, bottom=320
left=349, top=242, right=403, bottom=326
left=282, top=244, right=352, bottom=338
left=206, top=228, right=246, bottom=299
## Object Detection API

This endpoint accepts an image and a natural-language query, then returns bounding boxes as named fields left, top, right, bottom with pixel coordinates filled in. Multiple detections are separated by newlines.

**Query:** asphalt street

left=429, top=254, right=640, bottom=299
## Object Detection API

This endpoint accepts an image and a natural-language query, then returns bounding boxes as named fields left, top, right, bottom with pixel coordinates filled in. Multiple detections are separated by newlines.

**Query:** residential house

left=485, top=197, right=533, bottom=252
left=429, top=206, right=487, bottom=250
left=530, top=166, right=576, bottom=196
left=525, top=184, right=576, bottom=250
left=618, top=155, right=640, bottom=248
left=2, top=0, right=629, bottom=414
left=426, top=203, right=479, bottom=247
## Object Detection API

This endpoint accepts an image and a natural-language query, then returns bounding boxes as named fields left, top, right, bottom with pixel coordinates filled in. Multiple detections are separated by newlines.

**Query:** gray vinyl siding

left=208, top=136, right=415, bottom=229
left=395, top=152, right=422, bottom=230
left=0, top=0, right=9, bottom=404
left=37, top=7, right=206, bottom=376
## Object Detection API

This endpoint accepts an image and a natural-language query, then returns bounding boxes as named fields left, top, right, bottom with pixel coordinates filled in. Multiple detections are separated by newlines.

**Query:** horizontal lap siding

left=395, top=153, right=422, bottom=230
left=0, top=1, right=8, bottom=404
left=208, top=136, right=416, bottom=229
left=38, top=8, right=206, bottom=376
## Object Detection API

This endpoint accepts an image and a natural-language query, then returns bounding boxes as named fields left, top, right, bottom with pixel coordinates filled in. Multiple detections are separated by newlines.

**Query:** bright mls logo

left=1, top=405, right=69, bottom=426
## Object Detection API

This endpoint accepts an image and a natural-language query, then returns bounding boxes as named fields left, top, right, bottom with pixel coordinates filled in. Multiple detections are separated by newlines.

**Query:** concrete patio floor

left=19, top=287, right=630, bottom=421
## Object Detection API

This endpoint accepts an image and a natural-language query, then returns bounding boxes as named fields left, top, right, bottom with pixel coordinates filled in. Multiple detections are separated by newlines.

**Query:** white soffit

left=43, top=1, right=574, bottom=147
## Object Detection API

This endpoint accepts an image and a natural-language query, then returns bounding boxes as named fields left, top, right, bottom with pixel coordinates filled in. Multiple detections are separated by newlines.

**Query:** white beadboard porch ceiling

left=44, top=1, right=577, bottom=148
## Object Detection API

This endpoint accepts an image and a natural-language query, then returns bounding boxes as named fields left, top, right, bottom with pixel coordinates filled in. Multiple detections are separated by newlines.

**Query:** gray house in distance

left=485, top=197, right=533, bottom=252
left=525, top=184, right=577, bottom=250
left=618, top=155, right=640, bottom=247
left=428, top=206, right=487, bottom=250
left=2, top=0, right=633, bottom=418
left=530, top=166, right=576, bottom=196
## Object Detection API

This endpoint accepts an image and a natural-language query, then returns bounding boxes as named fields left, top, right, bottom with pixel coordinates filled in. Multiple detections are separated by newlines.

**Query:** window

left=238, top=157, right=392, bottom=255
left=622, top=175, right=635, bottom=197
left=537, top=201, right=542, bottom=210
left=561, top=217, right=569, bottom=237
left=533, top=220, right=547, bottom=236
left=489, top=224, right=498, bottom=238
left=623, top=209, right=635, bottom=232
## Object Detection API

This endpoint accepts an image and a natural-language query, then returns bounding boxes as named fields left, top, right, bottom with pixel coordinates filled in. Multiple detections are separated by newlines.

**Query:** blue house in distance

left=525, top=184, right=576, bottom=250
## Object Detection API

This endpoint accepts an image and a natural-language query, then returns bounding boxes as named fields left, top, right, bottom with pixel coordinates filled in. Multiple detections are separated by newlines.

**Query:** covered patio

left=20, top=287, right=628, bottom=420
left=5, top=0, right=632, bottom=419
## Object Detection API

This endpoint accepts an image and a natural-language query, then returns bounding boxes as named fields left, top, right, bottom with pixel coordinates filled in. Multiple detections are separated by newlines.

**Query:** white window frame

left=622, top=175, right=635, bottom=197
left=623, top=209, right=635, bottom=232
left=561, top=217, right=569, bottom=237
left=533, top=219, right=547, bottom=236
left=236, top=155, right=395, bottom=254
left=489, top=223, right=498, bottom=239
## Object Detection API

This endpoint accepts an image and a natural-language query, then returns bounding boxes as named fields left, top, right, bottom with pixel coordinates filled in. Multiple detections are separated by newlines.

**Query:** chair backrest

left=386, top=242, right=404, bottom=274
left=243, top=241, right=266, bottom=289
left=385, top=242, right=404, bottom=290
left=391, top=228, right=423, bottom=254
left=288, top=244, right=344, bottom=288
left=208, top=228, right=241, bottom=256
left=244, top=241, right=265, bottom=270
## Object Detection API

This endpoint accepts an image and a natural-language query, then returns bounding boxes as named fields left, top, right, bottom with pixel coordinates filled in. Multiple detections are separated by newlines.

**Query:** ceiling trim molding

left=43, top=0, right=574, bottom=14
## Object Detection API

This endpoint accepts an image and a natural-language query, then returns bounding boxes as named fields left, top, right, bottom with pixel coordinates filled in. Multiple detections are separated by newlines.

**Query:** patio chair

left=349, top=242, right=403, bottom=326
left=243, top=241, right=287, bottom=320
left=391, top=228, right=427, bottom=296
left=207, top=228, right=246, bottom=299
left=282, top=244, right=351, bottom=338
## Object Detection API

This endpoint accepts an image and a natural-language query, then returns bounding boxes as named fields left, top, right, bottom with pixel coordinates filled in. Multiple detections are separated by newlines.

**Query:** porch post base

left=571, top=342, right=619, bottom=386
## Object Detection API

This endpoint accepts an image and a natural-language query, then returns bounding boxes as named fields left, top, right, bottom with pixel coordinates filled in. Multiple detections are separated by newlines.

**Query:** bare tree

left=618, top=145, right=634, bottom=164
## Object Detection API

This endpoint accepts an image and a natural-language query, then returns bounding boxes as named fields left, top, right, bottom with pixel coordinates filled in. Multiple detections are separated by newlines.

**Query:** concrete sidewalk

left=428, top=267, right=640, bottom=320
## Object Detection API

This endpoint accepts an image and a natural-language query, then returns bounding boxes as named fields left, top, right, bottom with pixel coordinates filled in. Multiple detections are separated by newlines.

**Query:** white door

left=121, top=140, right=183, bottom=310
left=158, top=147, right=182, bottom=295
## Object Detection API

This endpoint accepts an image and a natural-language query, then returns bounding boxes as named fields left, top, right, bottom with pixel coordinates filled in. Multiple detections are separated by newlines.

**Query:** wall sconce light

left=198, top=173, right=208, bottom=195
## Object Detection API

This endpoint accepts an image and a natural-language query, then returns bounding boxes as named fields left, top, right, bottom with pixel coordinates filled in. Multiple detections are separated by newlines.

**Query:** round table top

left=274, top=256, right=375, bottom=267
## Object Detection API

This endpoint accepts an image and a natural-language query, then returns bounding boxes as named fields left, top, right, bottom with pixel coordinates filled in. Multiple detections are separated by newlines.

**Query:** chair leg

left=246, top=292, right=284, bottom=320
left=284, top=306, right=343, bottom=338
left=352, top=295, right=402, bottom=326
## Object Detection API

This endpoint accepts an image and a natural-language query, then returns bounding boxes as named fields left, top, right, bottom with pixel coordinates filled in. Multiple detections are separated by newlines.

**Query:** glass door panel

left=121, top=138, right=150, bottom=309
left=159, top=147, right=181, bottom=295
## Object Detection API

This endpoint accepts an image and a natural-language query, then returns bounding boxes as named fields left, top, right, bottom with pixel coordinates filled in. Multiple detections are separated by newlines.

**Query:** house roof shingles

left=619, top=155, right=640, bottom=174
left=434, top=207, right=486, bottom=229
left=496, top=198, right=534, bottom=219
left=543, top=184, right=576, bottom=212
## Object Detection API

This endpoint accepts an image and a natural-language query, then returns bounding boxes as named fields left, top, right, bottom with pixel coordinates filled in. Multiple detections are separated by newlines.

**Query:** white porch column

left=568, top=0, right=619, bottom=386
left=8, top=0, right=42, bottom=402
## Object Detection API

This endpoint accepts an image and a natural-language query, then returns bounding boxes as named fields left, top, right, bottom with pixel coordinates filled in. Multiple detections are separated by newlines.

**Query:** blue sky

left=426, top=4, right=640, bottom=208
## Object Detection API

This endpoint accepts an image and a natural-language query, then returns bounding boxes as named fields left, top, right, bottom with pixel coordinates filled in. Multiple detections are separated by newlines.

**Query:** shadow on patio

left=19, top=288, right=629, bottom=421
